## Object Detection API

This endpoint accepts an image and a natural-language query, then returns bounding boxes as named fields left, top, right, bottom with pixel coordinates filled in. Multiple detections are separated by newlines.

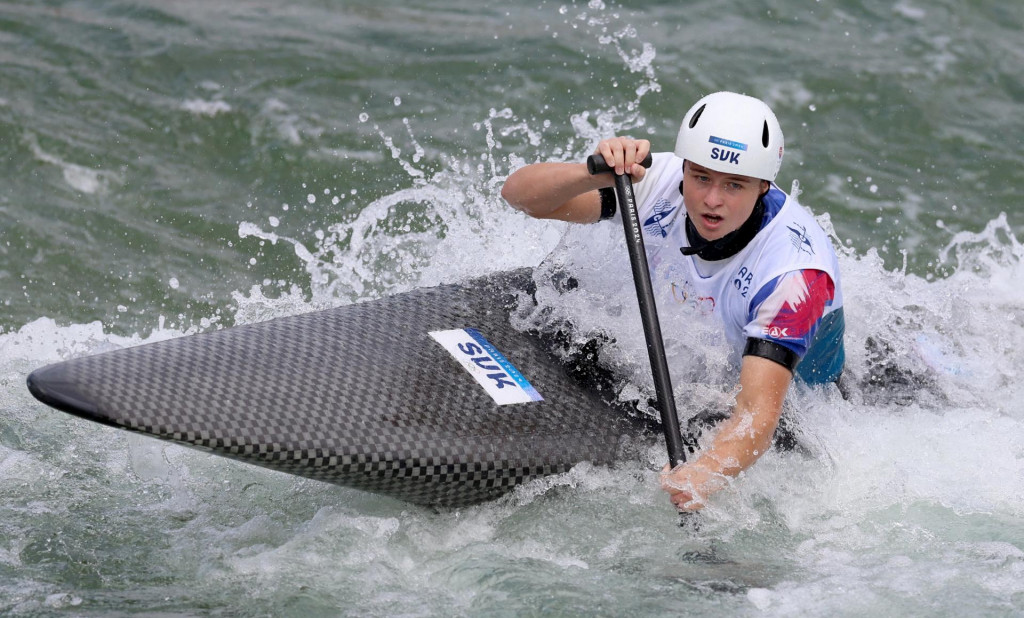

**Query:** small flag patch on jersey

left=430, top=328, right=543, bottom=405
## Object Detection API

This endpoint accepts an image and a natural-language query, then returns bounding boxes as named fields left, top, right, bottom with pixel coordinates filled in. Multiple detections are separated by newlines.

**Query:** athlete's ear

left=759, top=180, right=770, bottom=197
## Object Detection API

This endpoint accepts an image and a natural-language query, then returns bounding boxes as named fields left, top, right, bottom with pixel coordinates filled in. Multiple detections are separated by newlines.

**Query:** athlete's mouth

left=703, top=213, right=723, bottom=224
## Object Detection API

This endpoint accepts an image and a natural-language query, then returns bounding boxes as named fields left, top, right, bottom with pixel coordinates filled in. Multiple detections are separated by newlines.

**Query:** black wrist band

left=599, top=187, right=617, bottom=220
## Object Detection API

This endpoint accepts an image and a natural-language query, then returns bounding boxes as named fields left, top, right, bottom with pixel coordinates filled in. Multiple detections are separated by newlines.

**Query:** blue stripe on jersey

left=759, top=186, right=787, bottom=229
left=747, top=273, right=781, bottom=323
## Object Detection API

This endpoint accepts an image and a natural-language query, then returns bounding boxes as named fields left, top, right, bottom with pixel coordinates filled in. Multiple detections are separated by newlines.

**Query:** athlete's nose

left=704, top=183, right=725, bottom=209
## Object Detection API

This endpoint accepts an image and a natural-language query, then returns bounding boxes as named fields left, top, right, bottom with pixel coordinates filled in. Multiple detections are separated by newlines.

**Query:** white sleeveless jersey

left=629, top=153, right=844, bottom=377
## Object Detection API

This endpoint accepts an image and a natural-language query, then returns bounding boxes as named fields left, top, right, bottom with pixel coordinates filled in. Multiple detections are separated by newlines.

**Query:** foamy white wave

left=256, top=97, right=321, bottom=146
left=0, top=315, right=207, bottom=370
left=180, top=98, right=232, bottom=116
left=5, top=2, right=1022, bottom=612
left=2, top=319, right=135, bottom=366
left=23, top=133, right=120, bottom=195
left=893, top=1, right=927, bottom=20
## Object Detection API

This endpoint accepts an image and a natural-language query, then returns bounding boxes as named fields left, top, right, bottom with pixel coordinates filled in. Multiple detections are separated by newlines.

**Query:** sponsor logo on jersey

left=429, top=328, right=543, bottom=405
left=787, top=223, right=815, bottom=255
left=762, top=325, right=791, bottom=339
left=643, top=199, right=676, bottom=238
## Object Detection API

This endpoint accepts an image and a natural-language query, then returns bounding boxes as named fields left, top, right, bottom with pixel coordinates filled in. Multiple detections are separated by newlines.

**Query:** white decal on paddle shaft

left=429, top=328, right=543, bottom=405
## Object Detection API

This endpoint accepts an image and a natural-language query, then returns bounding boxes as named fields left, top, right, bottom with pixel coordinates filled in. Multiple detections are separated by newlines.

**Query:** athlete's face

left=682, top=162, right=769, bottom=241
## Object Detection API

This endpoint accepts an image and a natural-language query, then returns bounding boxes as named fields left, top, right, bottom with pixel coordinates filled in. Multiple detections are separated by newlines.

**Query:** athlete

left=501, top=92, right=845, bottom=512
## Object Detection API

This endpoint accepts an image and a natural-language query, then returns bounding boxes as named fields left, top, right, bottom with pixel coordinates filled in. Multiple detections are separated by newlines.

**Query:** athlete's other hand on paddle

left=660, top=356, right=792, bottom=512
left=660, top=462, right=721, bottom=512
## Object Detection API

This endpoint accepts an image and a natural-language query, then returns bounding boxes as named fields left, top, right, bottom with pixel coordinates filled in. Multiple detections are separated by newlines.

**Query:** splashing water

left=2, top=1, right=1023, bottom=615
left=208, top=19, right=1024, bottom=611
left=233, top=7, right=661, bottom=314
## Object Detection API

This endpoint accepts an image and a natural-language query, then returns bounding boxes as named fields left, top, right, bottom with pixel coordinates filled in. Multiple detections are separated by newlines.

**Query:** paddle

left=587, top=153, right=687, bottom=468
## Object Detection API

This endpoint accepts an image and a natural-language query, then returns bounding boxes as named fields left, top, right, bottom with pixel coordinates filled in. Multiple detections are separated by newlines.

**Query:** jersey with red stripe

left=746, top=269, right=835, bottom=358
left=629, top=152, right=846, bottom=384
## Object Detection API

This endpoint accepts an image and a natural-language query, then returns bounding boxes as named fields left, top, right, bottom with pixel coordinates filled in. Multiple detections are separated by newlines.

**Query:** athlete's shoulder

left=744, top=268, right=838, bottom=359
left=634, top=152, right=685, bottom=223
left=648, top=151, right=684, bottom=171
left=757, top=189, right=836, bottom=260
left=640, top=152, right=684, bottom=185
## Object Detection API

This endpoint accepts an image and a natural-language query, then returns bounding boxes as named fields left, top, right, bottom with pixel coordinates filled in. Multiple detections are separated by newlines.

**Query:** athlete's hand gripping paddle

left=587, top=153, right=687, bottom=468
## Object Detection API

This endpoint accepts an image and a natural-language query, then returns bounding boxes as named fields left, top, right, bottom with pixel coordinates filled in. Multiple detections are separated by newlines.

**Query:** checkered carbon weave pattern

left=27, top=270, right=640, bottom=508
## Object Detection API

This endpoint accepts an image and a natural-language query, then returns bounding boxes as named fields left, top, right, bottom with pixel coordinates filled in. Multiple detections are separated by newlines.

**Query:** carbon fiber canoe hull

left=27, top=269, right=645, bottom=508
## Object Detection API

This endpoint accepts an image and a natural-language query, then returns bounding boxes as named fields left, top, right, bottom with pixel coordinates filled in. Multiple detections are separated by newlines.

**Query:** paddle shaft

left=587, top=154, right=686, bottom=466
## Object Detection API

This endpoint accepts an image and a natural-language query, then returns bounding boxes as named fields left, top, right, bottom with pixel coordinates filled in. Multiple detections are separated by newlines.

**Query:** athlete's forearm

left=691, top=399, right=781, bottom=478
left=660, top=398, right=781, bottom=510
left=702, top=358, right=790, bottom=472
left=501, top=162, right=608, bottom=222
left=661, top=356, right=791, bottom=510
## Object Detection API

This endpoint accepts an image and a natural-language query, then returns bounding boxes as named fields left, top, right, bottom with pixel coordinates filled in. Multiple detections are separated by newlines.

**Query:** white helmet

left=673, top=91, right=784, bottom=181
